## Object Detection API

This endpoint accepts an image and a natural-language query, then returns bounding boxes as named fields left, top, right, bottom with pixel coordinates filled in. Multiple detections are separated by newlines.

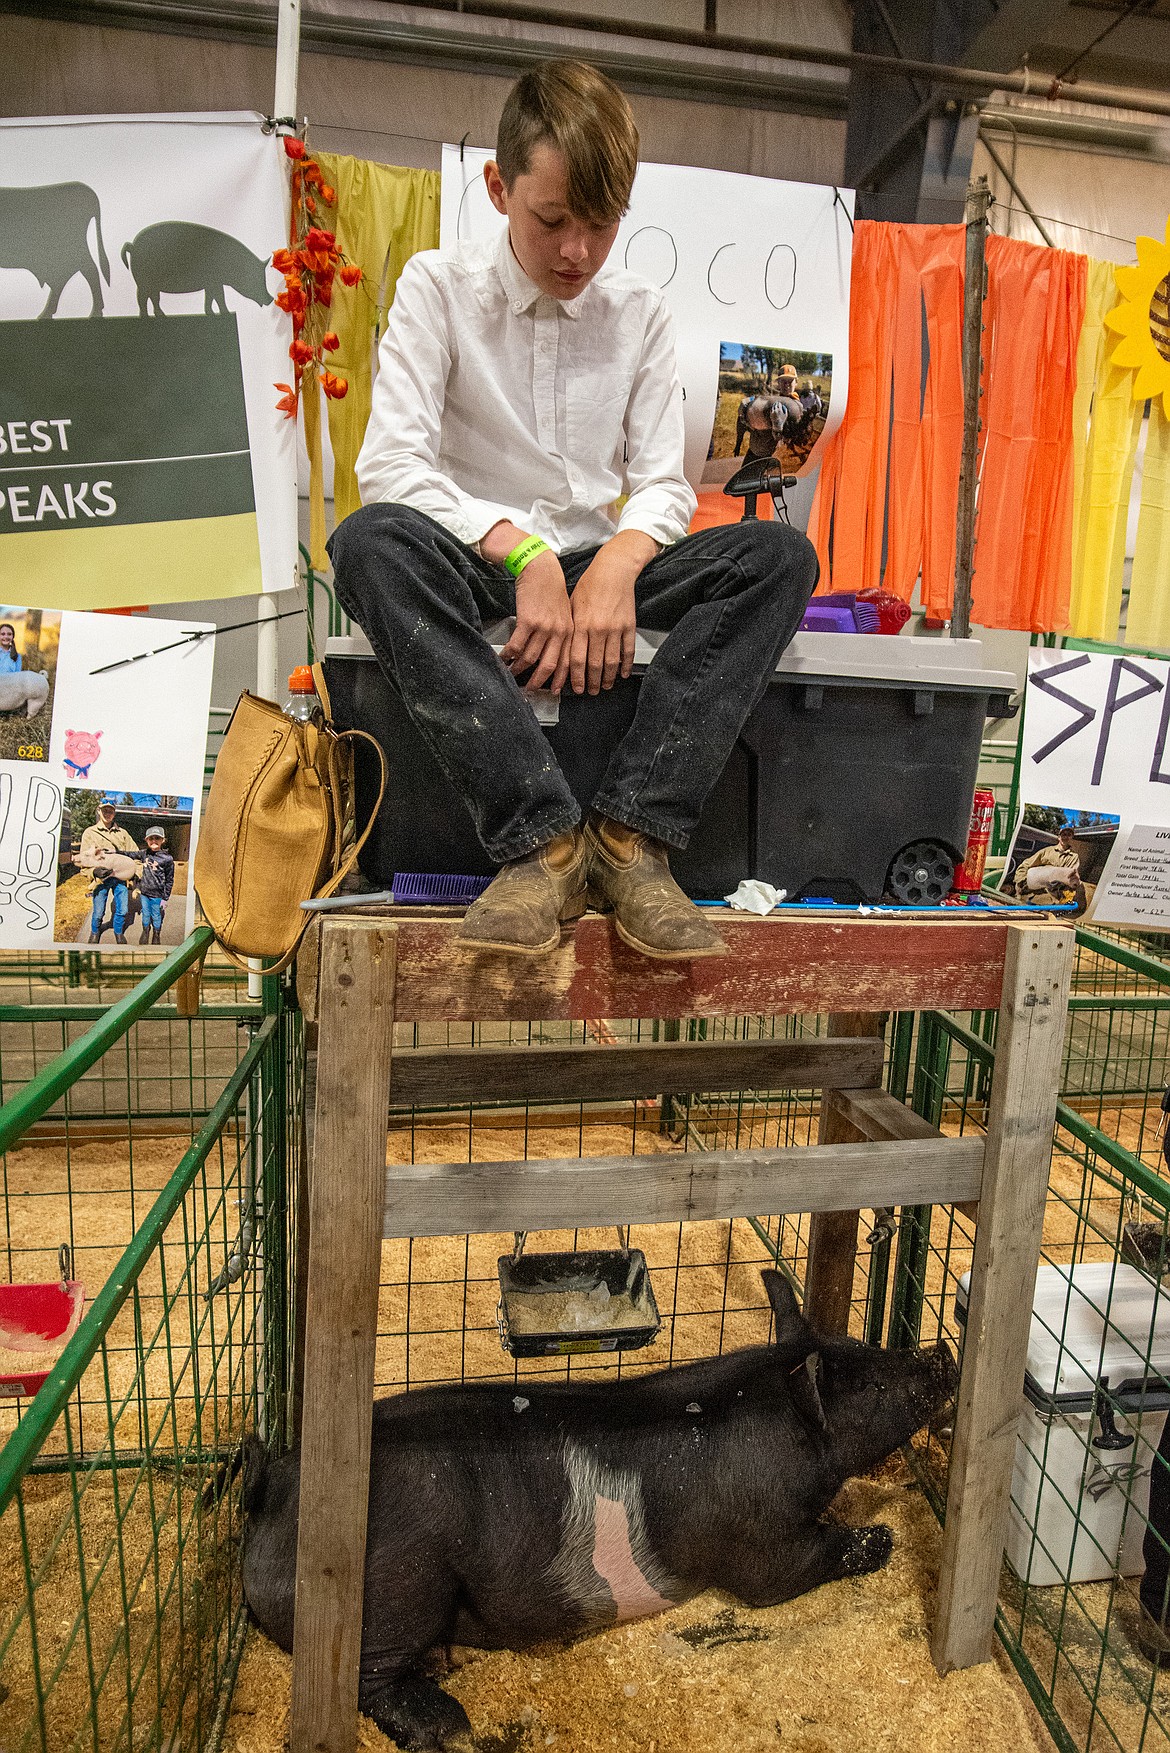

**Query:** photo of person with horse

left=704, top=341, right=832, bottom=485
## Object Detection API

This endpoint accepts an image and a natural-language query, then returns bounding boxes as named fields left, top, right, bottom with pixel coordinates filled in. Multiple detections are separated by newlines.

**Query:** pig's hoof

left=844, top=1523, right=894, bottom=1576
left=364, top=1673, right=473, bottom=1750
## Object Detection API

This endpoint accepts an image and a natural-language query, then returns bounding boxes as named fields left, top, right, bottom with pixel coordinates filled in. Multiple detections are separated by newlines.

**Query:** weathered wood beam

left=384, top=915, right=1010, bottom=1022
left=828, top=1086, right=952, bottom=1144
left=299, top=913, right=1012, bottom=1024
left=291, top=921, right=398, bottom=1753
left=382, top=1134, right=985, bottom=1239
left=804, top=1011, right=882, bottom=1336
left=388, top=1034, right=886, bottom=1108
left=932, top=923, right=1073, bottom=1674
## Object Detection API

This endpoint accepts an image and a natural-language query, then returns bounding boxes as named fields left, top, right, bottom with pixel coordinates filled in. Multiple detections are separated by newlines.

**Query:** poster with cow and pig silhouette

left=0, top=112, right=297, bottom=610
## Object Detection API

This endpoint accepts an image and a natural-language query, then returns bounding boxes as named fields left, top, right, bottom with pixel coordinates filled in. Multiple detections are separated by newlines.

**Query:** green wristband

left=504, top=535, right=551, bottom=578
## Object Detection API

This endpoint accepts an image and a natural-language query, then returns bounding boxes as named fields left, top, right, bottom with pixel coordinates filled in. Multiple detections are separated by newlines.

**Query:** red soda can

left=954, top=790, right=996, bottom=892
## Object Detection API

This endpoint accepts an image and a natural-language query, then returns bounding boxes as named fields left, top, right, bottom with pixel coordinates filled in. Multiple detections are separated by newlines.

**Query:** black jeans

left=1143, top=1389, right=1170, bottom=1624
left=328, top=504, right=818, bottom=864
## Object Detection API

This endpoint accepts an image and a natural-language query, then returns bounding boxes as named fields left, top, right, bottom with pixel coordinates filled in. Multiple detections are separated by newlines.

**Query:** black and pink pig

left=241, top=1270, right=955, bottom=1750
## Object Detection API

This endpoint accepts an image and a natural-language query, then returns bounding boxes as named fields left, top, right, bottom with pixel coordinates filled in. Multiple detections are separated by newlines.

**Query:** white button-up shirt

left=356, top=228, right=696, bottom=553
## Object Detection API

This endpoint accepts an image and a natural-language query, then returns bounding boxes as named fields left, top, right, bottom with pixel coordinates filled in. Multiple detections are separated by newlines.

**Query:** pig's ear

left=762, top=1269, right=816, bottom=1347
left=787, top=1350, right=827, bottom=1432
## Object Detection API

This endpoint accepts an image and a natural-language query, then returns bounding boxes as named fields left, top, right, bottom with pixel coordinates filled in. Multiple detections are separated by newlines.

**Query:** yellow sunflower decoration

left=1104, top=214, right=1170, bottom=418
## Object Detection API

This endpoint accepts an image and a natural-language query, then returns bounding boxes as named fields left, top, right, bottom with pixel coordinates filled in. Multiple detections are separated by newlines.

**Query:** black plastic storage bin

left=323, top=629, right=1017, bottom=905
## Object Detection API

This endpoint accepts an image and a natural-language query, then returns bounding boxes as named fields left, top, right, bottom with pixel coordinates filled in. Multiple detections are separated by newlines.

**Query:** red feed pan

left=0, top=1281, right=85, bottom=1397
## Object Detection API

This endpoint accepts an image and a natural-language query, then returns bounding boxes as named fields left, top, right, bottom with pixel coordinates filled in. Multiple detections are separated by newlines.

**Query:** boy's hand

left=568, top=531, right=657, bottom=695
left=500, top=548, right=574, bottom=694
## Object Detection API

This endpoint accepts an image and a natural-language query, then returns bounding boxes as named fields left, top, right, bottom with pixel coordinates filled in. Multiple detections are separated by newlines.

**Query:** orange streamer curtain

left=808, top=222, right=965, bottom=616
left=973, top=237, right=1086, bottom=633
left=809, top=223, right=1086, bottom=633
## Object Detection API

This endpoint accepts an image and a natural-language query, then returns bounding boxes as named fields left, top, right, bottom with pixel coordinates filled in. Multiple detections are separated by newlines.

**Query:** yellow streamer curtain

left=1128, top=408, right=1170, bottom=645
left=809, top=224, right=1086, bottom=633
left=303, top=153, right=440, bottom=566
left=1067, top=258, right=1144, bottom=641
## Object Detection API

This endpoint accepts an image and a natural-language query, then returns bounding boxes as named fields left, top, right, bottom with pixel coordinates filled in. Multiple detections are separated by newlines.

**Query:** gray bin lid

left=956, top=1262, right=1170, bottom=1414
left=325, top=626, right=1017, bottom=698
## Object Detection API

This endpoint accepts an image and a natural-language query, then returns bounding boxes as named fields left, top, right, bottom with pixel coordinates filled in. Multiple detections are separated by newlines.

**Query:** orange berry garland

left=272, top=134, right=363, bottom=416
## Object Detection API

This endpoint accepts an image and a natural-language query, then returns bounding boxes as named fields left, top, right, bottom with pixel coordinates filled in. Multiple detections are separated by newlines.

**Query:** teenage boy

left=137, top=825, right=175, bottom=945
left=331, top=59, right=818, bottom=957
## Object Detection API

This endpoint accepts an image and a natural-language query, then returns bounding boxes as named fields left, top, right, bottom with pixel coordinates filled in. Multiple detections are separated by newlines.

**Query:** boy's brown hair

left=496, top=60, right=639, bottom=225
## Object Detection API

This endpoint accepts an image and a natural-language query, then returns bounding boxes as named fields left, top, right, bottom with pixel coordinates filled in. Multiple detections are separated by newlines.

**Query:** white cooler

left=956, top=1262, right=1170, bottom=1587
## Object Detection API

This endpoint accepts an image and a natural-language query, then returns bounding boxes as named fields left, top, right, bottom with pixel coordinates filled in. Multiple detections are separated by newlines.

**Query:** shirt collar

left=493, top=228, right=587, bottom=321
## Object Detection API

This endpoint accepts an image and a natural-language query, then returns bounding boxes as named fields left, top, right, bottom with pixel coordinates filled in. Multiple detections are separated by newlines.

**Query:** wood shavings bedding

left=224, top=1466, right=1052, bottom=1753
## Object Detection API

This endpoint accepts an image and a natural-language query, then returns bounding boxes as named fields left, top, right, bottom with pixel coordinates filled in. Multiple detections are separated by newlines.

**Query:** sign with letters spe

left=1021, top=649, right=1170, bottom=926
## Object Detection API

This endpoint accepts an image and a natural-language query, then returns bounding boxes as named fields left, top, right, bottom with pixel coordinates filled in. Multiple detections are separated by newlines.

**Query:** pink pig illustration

left=63, top=729, right=103, bottom=780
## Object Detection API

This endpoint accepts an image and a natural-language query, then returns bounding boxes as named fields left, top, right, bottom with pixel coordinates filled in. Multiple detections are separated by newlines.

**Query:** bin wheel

left=885, top=840, right=956, bottom=905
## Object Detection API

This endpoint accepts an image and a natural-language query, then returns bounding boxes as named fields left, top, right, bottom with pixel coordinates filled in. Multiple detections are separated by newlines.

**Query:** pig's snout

left=919, top=1340, right=959, bottom=1425
left=926, top=1339, right=958, bottom=1393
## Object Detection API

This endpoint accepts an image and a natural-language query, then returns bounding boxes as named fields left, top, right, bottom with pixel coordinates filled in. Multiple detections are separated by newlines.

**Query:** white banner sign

left=1023, top=649, right=1170, bottom=819
left=1013, top=650, right=1170, bottom=925
left=440, top=147, right=853, bottom=506
left=0, top=602, right=214, bottom=949
left=0, top=112, right=297, bottom=609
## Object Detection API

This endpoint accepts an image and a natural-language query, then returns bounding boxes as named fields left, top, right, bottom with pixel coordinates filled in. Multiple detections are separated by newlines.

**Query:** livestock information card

left=1092, top=826, right=1170, bottom=927
left=1009, top=650, right=1170, bottom=927
left=0, top=604, right=213, bottom=951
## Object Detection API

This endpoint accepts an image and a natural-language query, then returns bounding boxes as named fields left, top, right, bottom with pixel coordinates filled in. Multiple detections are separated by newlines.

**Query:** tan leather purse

left=194, top=663, right=386, bottom=973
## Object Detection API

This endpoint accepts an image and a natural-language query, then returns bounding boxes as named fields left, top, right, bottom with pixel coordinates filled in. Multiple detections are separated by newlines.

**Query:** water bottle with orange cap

left=283, top=664, right=323, bottom=727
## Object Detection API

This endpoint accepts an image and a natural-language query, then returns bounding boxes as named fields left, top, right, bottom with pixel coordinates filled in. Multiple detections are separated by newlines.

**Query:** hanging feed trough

left=497, top=1242, right=661, bottom=1358
left=0, top=1245, right=85, bottom=1398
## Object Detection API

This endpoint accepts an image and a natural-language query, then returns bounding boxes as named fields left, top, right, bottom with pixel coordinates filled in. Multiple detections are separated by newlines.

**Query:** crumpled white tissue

left=724, top=879, right=788, bottom=916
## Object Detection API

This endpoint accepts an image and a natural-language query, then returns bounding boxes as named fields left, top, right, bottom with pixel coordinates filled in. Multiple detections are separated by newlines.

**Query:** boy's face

left=485, top=142, right=620, bottom=301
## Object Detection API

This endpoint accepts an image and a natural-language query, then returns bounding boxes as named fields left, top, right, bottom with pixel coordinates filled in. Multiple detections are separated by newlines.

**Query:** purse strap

left=315, top=728, right=387, bottom=903
left=311, top=659, right=333, bottom=722
left=213, top=725, right=388, bottom=979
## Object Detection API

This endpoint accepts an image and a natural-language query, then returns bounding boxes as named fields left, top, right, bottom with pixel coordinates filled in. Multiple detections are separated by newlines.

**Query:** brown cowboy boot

left=583, top=816, right=726, bottom=959
left=1137, top=1604, right=1170, bottom=1669
left=458, top=828, right=589, bottom=955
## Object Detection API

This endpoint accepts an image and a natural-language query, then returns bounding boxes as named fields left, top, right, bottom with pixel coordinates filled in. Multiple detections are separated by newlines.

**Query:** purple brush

left=392, top=872, right=493, bottom=905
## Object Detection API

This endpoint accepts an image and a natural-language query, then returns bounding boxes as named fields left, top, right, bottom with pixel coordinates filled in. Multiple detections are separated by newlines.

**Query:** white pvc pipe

left=250, top=0, right=302, bottom=982
left=274, top=0, right=301, bottom=118
left=257, top=0, right=303, bottom=705
left=256, top=593, right=279, bottom=701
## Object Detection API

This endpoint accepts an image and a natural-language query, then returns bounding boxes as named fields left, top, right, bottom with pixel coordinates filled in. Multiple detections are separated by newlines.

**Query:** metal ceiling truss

left=7, top=0, right=1170, bottom=125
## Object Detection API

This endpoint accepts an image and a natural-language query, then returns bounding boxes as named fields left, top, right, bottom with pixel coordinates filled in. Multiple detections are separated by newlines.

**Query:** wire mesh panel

left=372, top=1013, right=820, bottom=1395
left=882, top=968, right=1170, bottom=1753
left=0, top=983, right=301, bottom=1753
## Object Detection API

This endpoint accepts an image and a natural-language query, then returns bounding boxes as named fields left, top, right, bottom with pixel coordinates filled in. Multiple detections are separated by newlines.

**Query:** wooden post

left=804, top=1012, right=884, bottom=1334
left=931, top=923, right=1072, bottom=1673
left=951, top=174, right=992, bottom=641
left=290, top=920, right=397, bottom=1753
